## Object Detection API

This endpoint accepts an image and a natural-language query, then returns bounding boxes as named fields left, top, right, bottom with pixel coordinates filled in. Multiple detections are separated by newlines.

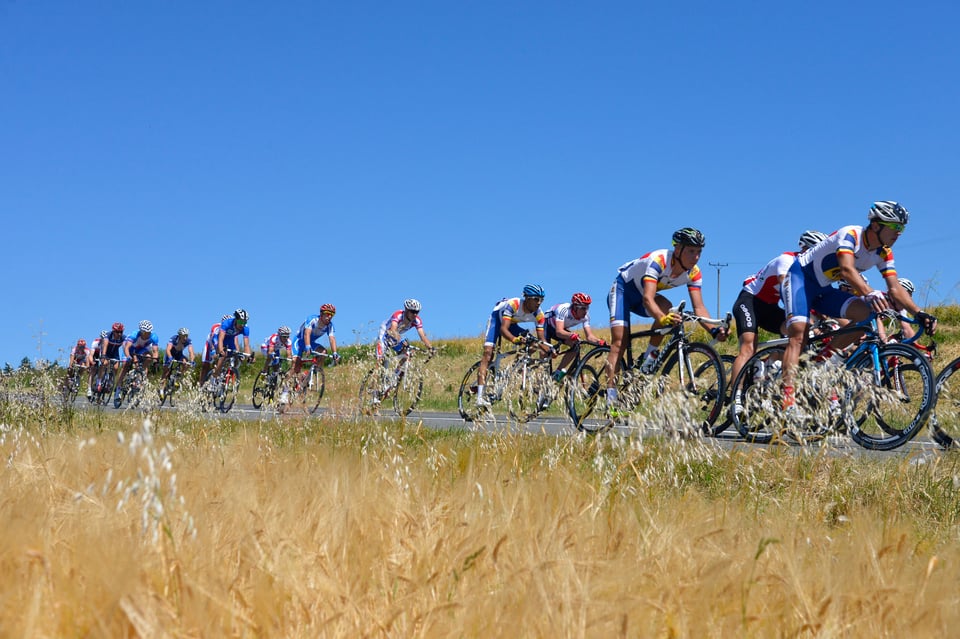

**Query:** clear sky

left=3, top=1, right=959, bottom=366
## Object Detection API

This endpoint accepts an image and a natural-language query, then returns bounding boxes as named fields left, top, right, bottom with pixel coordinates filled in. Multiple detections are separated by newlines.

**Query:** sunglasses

left=572, top=304, right=589, bottom=310
left=878, top=220, right=905, bottom=233
left=321, top=312, right=335, bottom=318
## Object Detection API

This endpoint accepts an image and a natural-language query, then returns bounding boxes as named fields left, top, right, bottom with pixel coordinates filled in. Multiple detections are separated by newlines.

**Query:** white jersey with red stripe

left=618, top=249, right=703, bottom=291
left=544, top=302, right=591, bottom=331
left=742, top=252, right=797, bottom=305
left=798, top=225, right=897, bottom=286
left=380, top=309, right=423, bottom=336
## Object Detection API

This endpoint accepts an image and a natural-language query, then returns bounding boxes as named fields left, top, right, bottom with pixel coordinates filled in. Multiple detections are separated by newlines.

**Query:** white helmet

left=403, top=298, right=422, bottom=312
left=798, top=230, right=827, bottom=251
left=898, top=278, right=916, bottom=295
left=868, top=201, right=909, bottom=225
left=138, top=320, right=153, bottom=333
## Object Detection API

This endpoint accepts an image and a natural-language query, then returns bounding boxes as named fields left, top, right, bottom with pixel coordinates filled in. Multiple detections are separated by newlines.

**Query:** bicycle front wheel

left=252, top=371, right=270, bottom=409
left=218, top=370, right=238, bottom=413
left=730, top=346, right=786, bottom=444
left=931, top=356, right=960, bottom=448
left=458, top=361, right=496, bottom=422
left=394, top=367, right=425, bottom=417
left=359, top=367, right=386, bottom=415
left=306, top=367, right=325, bottom=414
left=845, top=343, right=935, bottom=451
left=660, top=342, right=725, bottom=432
left=505, top=361, right=552, bottom=423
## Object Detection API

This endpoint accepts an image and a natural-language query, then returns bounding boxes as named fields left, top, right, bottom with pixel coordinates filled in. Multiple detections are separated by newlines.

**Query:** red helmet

left=571, top=292, right=592, bottom=306
left=112, top=322, right=124, bottom=332
left=76, top=338, right=86, bottom=347
left=320, top=303, right=336, bottom=316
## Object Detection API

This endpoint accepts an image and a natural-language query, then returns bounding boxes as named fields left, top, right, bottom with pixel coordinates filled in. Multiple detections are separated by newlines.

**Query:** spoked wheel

left=457, top=361, right=499, bottom=422
left=218, top=370, right=238, bottom=413
left=252, top=371, right=272, bottom=409
left=359, top=367, right=389, bottom=415
left=567, top=346, right=618, bottom=433
left=305, top=367, right=325, bottom=414
left=394, top=367, right=425, bottom=417
left=504, top=362, right=553, bottom=423
left=731, top=346, right=788, bottom=444
left=931, top=356, right=960, bottom=449
left=845, top=343, right=935, bottom=451
left=706, top=354, right=736, bottom=436
left=660, top=342, right=726, bottom=433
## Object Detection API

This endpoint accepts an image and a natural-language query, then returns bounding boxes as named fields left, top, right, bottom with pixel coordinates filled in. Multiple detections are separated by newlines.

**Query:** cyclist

left=260, top=325, right=294, bottom=373
left=86, top=330, right=107, bottom=399
left=544, top=292, right=606, bottom=382
left=292, top=304, right=340, bottom=375
left=475, top=284, right=553, bottom=408
left=605, top=228, right=728, bottom=411
left=95, top=322, right=126, bottom=396
left=210, top=309, right=254, bottom=379
left=114, top=320, right=160, bottom=404
left=376, top=298, right=434, bottom=363
left=66, top=338, right=92, bottom=399
left=199, top=314, right=232, bottom=383
left=780, top=201, right=938, bottom=410
left=730, top=230, right=827, bottom=391
left=160, top=327, right=195, bottom=387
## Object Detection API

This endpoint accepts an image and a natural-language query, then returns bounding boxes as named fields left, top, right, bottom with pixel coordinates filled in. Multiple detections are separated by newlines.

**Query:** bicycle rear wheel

left=252, top=371, right=271, bottom=409
left=730, top=346, right=786, bottom=444
left=845, top=343, right=935, bottom=451
left=568, top=346, right=614, bottom=433
left=931, top=356, right=960, bottom=448
left=706, top=354, right=736, bottom=435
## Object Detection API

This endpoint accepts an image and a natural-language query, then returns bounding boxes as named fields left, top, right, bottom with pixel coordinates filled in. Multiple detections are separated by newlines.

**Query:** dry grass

left=4, top=410, right=960, bottom=637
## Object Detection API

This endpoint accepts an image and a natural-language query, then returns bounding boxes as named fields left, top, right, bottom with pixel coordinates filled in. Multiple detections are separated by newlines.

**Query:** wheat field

left=3, top=405, right=960, bottom=638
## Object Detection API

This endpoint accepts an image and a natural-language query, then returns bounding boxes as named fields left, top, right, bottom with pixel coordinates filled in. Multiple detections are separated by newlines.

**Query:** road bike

left=158, top=360, right=193, bottom=407
left=567, top=302, right=730, bottom=433
left=114, top=357, right=153, bottom=409
left=61, top=364, right=87, bottom=404
left=202, top=350, right=250, bottom=413
left=359, top=344, right=436, bottom=417
left=285, top=350, right=330, bottom=415
left=729, top=312, right=935, bottom=450
left=90, top=358, right=120, bottom=406
left=252, top=356, right=295, bottom=413
left=928, top=353, right=960, bottom=449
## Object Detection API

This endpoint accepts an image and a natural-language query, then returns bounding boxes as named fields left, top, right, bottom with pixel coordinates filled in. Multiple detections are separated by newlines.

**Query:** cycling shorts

left=483, top=310, right=527, bottom=347
left=732, top=289, right=785, bottom=336
left=782, top=260, right=857, bottom=327
left=607, top=275, right=648, bottom=328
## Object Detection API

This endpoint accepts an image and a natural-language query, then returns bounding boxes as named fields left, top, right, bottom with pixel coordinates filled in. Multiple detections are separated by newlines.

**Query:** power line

left=708, top=262, right=729, bottom=319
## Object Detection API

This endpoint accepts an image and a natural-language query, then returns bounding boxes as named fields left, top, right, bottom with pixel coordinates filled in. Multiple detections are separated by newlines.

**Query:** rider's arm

left=643, top=278, right=673, bottom=326
left=416, top=326, right=432, bottom=349
left=328, top=335, right=338, bottom=356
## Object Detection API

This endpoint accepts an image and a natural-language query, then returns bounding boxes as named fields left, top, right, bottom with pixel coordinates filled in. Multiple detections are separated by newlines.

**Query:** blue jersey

left=167, top=335, right=192, bottom=354
left=298, top=314, right=334, bottom=340
left=125, top=332, right=159, bottom=354
left=219, top=318, right=250, bottom=339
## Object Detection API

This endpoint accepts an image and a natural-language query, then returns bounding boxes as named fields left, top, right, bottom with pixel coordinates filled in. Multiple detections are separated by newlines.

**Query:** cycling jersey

left=261, top=333, right=292, bottom=354
left=125, top=332, right=159, bottom=356
left=294, top=315, right=335, bottom=357
left=376, top=309, right=424, bottom=357
left=102, top=330, right=126, bottom=359
left=90, top=338, right=103, bottom=359
left=618, top=249, right=704, bottom=292
left=68, top=346, right=90, bottom=366
left=166, top=335, right=193, bottom=363
left=742, top=252, right=797, bottom=305
left=544, top=302, right=591, bottom=342
left=483, top=298, right=545, bottom=347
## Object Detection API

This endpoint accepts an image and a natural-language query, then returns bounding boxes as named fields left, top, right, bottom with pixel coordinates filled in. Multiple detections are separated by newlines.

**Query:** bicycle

left=567, top=301, right=730, bottom=433
left=114, top=357, right=153, bottom=409
left=61, top=364, right=87, bottom=404
left=927, top=352, right=960, bottom=450
left=202, top=350, right=250, bottom=413
left=252, top=356, right=294, bottom=413
left=729, top=312, right=935, bottom=451
left=285, top=350, right=330, bottom=415
left=90, top=358, right=120, bottom=406
left=359, top=344, right=436, bottom=417
left=158, top=360, right=194, bottom=407
left=456, top=336, right=558, bottom=423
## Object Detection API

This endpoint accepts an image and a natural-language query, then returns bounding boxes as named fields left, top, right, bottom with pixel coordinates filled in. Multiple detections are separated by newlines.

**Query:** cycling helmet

left=868, top=201, right=909, bottom=225
left=672, top=227, right=706, bottom=247
left=138, top=320, right=153, bottom=333
left=403, top=298, right=422, bottom=312
left=798, top=230, right=827, bottom=251
left=522, top=284, right=545, bottom=298
left=320, top=303, right=336, bottom=316
left=100, top=330, right=108, bottom=339
left=898, top=278, right=916, bottom=295
left=234, top=308, right=249, bottom=323
left=571, top=292, right=592, bottom=306
left=112, top=322, right=124, bottom=333
left=76, top=338, right=86, bottom=347
left=177, top=327, right=189, bottom=337
left=278, top=325, right=291, bottom=337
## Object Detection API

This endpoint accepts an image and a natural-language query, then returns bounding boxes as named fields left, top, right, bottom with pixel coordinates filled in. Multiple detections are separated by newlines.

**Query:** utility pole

left=708, top=262, right=728, bottom=319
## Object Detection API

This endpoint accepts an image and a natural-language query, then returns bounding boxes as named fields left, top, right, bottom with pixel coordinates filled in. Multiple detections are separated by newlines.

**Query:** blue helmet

left=522, top=284, right=545, bottom=298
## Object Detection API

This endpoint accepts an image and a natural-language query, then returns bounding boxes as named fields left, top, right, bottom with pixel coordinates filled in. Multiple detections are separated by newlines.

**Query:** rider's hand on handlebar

left=658, top=312, right=680, bottom=327
left=916, top=311, right=938, bottom=336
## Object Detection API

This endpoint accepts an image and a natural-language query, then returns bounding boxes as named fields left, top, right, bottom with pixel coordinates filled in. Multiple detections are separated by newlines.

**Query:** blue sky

left=2, top=1, right=958, bottom=366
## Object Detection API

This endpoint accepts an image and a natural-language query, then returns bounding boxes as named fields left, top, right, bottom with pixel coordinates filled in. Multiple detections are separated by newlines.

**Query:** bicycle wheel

left=931, top=356, right=960, bottom=448
left=252, top=371, right=270, bottom=409
left=731, top=346, right=787, bottom=444
left=62, top=373, right=79, bottom=405
left=458, top=360, right=499, bottom=422
left=659, top=342, right=725, bottom=432
left=568, top=345, right=614, bottom=432
left=505, top=360, right=553, bottom=423
left=845, top=343, right=935, bottom=451
left=394, top=366, right=425, bottom=417
left=306, top=366, right=325, bottom=414
left=218, top=369, right=238, bottom=413
left=359, top=367, right=387, bottom=415
left=706, top=354, right=736, bottom=435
